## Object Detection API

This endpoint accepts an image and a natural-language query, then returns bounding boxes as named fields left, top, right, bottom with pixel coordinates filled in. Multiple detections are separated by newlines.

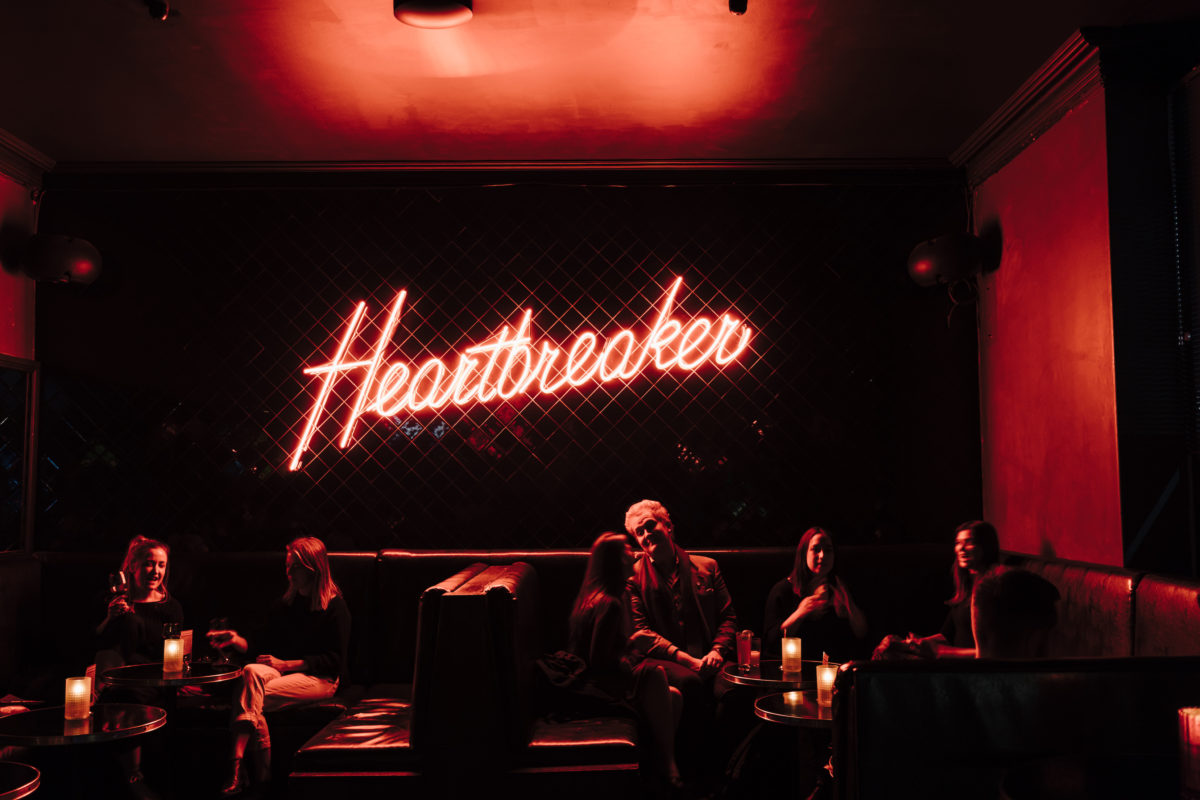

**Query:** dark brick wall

left=33, top=181, right=979, bottom=552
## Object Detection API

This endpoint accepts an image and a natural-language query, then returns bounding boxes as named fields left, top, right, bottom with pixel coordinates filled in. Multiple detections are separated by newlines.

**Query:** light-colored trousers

left=232, top=663, right=338, bottom=750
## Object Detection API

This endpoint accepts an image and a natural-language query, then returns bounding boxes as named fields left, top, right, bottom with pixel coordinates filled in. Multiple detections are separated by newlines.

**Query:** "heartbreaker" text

left=288, top=277, right=752, bottom=470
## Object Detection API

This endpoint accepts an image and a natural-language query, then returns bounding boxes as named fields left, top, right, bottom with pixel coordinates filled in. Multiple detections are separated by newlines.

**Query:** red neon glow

left=288, top=278, right=752, bottom=471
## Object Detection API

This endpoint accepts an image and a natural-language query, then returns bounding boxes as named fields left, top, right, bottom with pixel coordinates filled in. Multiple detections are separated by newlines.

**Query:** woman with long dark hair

left=212, top=537, right=351, bottom=797
left=763, top=527, right=867, bottom=661
left=95, top=535, right=184, bottom=799
left=568, top=532, right=683, bottom=789
left=875, top=520, right=1001, bottom=659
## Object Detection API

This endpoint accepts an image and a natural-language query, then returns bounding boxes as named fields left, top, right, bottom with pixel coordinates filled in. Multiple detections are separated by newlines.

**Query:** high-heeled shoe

left=126, top=770, right=162, bottom=800
left=219, top=758, right=248, bottom=797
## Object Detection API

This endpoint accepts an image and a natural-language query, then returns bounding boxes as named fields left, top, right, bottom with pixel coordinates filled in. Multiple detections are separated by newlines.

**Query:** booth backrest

left=0, top=552, right=41, bottom=694
left=1134, top=572, right=1200, bottom=657
left=33, top=550, right=381, bottom=687
left=408, top=562, right=489, bottom=752
left=25, top=544, right=1200, bottom=701
left=376, top=545, right=950, bottom=674
left=1001, top=552, right=1140, bottom=657
left=420, top=563, right=540, bottom=764
left=833, top=656, right=1200, bottom=800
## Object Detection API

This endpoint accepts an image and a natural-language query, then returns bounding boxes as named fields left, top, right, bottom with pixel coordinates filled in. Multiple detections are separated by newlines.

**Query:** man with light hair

left=624, top=499, right=738, bottom=778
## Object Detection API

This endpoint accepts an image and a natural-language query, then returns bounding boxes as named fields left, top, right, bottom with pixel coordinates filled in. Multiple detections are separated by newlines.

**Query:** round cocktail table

left=722, top=659, right=819, bottom=690
left=0, top=703, right=166, bottom=747
left=100, top=660, right=243, bottom=691
left=0, top=762, right=39, bottom=800
left=754, top=691, right=833, bottom=729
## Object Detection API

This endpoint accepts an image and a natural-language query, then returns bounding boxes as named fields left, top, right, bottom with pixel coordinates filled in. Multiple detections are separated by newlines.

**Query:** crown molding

left=0, top=128, right=54, bottom=188
left=44, top=158, right=960, bottom=190
left=952, top=31, right=1102, bottom=188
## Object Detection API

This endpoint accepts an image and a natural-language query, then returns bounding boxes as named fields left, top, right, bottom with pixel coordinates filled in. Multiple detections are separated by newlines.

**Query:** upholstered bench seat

left=291, top=696, right=416, bottom=772
left=524, top=716, right=640, bottom=769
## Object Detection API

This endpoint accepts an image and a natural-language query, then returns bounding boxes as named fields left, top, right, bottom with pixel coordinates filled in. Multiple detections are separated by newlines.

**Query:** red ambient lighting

left=288, top=277, right=753, bottom=471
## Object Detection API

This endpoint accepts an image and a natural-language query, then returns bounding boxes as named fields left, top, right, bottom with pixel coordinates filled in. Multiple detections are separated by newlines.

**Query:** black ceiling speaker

left=20, top=234, right=102, bottom=284
left=729, top=0, right=747, bottom=14
left=394, top=0, right=473, bottom=28
left=907, top=233, right=981, bottom=288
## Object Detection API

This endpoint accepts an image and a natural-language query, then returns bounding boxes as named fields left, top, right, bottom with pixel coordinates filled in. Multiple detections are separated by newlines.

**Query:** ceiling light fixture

left=394, top=0, right=473, bottom=28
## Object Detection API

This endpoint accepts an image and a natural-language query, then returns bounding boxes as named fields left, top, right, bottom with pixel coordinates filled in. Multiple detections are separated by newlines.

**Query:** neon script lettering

left=288, top=277, right=752, bottom=470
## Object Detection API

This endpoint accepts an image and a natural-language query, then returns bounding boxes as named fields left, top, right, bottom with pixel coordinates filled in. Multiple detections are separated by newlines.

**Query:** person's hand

left=796, top=586, right=831, bottom=617
left=910, top=635, right=939, bottom=659
left=872, top=634, right=920, bottom=661
left=699, top=650, right=724, bottom=678
left=679, top=652, right=705, bottom=674
left=256, top=654, right=285, bottom=672
left=206, top=628, right=235, bottom=650
left=106, top=595, right=132, bottom=619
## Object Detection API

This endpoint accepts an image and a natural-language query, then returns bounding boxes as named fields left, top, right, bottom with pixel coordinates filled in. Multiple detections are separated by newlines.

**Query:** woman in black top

left=96, top=535, right=185, bottom=666
left=95, top=535, right=184, bottom=799
left=763, top=527, right=867, bottom=662
left=568, top=532, right=682, bottom=788
left=874, top=520, right=1001, bottom=659
left=214, top=537, right=350, bottom=797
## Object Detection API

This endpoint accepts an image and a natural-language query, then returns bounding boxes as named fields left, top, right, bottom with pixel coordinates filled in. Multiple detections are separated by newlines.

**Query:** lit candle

left=781, top=637, right=803, bottom=673
left=816, top=663, right=837, bottom=706
left=1180, top=708, right=1200, bottom=796
left=783, top=690, right=803, bottom=710
left=64, top=677, right=91, bottom=720
left=163, top=637, right=184, bottom=674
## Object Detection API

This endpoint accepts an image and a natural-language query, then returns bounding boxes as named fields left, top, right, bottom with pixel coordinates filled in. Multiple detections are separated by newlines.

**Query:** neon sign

left=289, top=277, right=752, bottom=470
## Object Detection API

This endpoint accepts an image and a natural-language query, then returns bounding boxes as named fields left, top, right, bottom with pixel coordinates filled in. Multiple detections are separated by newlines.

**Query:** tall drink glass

left=736, top=630, right=753, bottom=672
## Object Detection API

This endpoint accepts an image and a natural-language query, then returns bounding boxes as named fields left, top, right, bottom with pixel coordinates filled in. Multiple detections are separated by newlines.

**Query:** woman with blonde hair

left=212, top=537, right=351, bottom=797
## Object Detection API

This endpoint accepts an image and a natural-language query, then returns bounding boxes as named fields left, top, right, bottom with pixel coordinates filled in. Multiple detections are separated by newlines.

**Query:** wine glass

left=107, top=571, right=128, bottom=597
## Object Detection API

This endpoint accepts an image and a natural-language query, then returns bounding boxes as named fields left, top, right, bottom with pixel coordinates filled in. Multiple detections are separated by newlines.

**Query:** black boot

left=254, top=747, right=271, bottom=786
left=219, top=758, right=248, bottom=797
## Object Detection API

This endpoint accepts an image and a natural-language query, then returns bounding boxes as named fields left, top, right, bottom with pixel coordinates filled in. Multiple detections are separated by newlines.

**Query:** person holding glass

left=212, top=537, right=350, bottom=797
left=94, top=535, right=184, bottom=800
left=568, top=532, right=683, bottom=790
left=764, top=527, right=867, bottom=663
left=873, top=520, right=1001, bottom=659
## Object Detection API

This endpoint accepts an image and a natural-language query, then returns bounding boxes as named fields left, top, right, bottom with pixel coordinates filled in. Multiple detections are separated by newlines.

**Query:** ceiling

left=0, top=0, right=1195, bottom=167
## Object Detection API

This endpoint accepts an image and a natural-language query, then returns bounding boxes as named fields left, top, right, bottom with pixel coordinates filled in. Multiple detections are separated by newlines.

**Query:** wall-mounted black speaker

left=20, top=234, right=102, bottom=284
left=907, top=233, right=981, bottom=287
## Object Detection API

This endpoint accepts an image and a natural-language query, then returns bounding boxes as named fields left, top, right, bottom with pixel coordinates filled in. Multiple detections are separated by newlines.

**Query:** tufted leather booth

left=288, top=563, right=490, bottom=798
left=1134, top=572, right=1200, bottom=656
left=1001, top=552, right=1139, bottom=657
left=292, top=561, right=639, bottom=798
left=11, top=544, right=1200, bottom=798
left=832, top=656, right=1200, bottom=800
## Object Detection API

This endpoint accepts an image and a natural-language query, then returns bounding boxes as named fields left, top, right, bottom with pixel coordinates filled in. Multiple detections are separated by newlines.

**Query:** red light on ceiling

left=288, top=277, right=753, bottom=471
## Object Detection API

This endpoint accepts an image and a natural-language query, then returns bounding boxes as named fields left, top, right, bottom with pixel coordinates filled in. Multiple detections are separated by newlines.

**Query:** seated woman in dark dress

left=764, top=527, right=867, bottom=662
left=94, top=535, right=185, bottom=800
left=568, top=532, right=683, bottom=789
left=874, top=519, right=1001, bottom=659
left=212, top=536, right=350, bottom=797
